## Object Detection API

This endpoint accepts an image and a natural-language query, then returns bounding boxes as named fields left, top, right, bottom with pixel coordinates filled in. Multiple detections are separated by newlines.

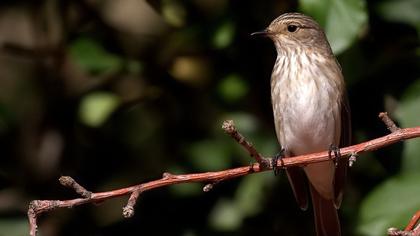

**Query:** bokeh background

left=0, top=0, right=419, bottom=235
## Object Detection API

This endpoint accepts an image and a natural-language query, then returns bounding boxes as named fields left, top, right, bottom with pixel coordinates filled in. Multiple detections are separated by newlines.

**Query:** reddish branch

left=222, top=120, right=268, bottom=167
left=28, top=113, right=420, bottom=236
left=388, top=210, right=420, bottom=236
left=379, top=112, right=401, bottom=133
left=405, top=210, right=420, bottom=232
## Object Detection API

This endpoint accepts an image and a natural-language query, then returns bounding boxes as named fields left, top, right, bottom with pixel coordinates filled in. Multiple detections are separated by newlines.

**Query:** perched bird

left=252, top=13, right=351, bottom=236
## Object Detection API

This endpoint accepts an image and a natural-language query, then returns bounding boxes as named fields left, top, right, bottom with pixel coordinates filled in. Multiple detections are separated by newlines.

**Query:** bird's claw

left=329, top=144, right=341, bottom=168
left=272, top=148, right=285, bottom=176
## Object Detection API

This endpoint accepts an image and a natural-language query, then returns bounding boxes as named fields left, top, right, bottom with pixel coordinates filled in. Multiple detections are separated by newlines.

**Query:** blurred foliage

left=209, top=173, right=274, bottom=231
left=356, top=79, right=420, bottom=235
left=377, top=0, right=420, bottom=31
left=0, top=218, right=28, bottom=236
left=212, top=21, right=235, bottom=49
left=396, top=80, right=420, bottom=172
left=70, top=37, right=123, bottom=74
left=0, top=0, right=419, bottom=236
left=299, top=0, right=368, bottom=54
left=78, top=92, right=120, bottom=127
left=357, top=172, right=420, bottom=236
left=218, top=74, right=249, bottom=103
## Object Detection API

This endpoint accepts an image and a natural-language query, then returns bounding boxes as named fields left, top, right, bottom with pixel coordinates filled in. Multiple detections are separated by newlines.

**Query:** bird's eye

left=287, top=24, right=298, bottom=32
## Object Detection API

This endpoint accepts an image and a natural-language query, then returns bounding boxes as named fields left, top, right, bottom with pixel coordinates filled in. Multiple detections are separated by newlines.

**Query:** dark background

left=0, top=0, right=419, bottom=235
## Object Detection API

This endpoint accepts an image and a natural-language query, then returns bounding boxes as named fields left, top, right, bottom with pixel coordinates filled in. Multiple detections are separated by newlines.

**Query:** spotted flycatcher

left=252, top=13, right=351, bottom=236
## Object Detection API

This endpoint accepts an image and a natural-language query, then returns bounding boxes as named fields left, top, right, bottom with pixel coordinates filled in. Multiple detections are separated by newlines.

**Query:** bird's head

left=252, top=13, right=332, bottom=54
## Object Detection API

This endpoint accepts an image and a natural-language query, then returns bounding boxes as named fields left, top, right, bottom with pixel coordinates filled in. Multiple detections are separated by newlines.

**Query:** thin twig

left=388, top=210, right=420, bottom=236
left=379, top=112, right=400, bottom=133
left=222, top=120, right=269, bottom=168
left=123, top=188, right=142, bottom=218
left=59, top=176, right=92, bottom=198
left=28, top=120, right=420, bottom=236
left=405, top=210, right=420, bottom=231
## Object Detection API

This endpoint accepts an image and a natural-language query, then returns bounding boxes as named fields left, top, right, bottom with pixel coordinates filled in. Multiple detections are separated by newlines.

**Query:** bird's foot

left=272, top=148, right=285, bottom=176
left=329, top=144, right=341, bottom=168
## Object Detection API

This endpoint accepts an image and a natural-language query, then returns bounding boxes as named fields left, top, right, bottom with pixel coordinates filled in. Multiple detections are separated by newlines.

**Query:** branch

left=222, top=120, right=268, bottom=168
left=379, top=112, right=401, bottom=133
left=388, top=210, right=420, bottom=236
left=28, top=113, right=420, bottom=236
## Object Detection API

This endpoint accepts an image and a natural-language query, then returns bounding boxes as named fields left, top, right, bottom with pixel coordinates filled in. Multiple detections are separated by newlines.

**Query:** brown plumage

left=253, top=12, right=351, bottom=236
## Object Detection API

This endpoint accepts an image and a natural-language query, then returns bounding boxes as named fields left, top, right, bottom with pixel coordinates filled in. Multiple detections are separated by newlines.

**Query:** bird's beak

left=250, top=29, right=271, bottom=37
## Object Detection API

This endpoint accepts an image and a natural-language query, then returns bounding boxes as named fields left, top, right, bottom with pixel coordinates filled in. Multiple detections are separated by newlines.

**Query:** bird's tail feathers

left=309, top=184, right=341, bottom=236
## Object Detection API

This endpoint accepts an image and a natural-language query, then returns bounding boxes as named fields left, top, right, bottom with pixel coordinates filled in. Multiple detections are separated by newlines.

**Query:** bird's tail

left=309, top=184, right=341, bottom=236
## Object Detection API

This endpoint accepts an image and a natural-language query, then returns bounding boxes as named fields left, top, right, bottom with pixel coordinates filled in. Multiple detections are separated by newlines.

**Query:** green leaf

left=161, top=0, right=186, bottom=27
left=400, top=79, right=420, bottom=101
left=234, top=173, right=273, bottom=216
left=208, top=198, right=242, bottom=231
left=187, top=140, right=230, bottom=171
left=208, top=174, right=273, bottom=231
left=78, top=92, right=120, bottom=127
left=0, top=218, right=29, bottom=236
left=217, top=74, right=249, bottom=103
left=376, top=0, right=420, bottom=30
left=358, top=79, right=420, bottom=236
left=69, top=37, right=123, bottom=74
left=221, top=112, right=259, bottom=134
left=299, top=0, right=368, bottom=54
left=298, top=0, right=329, bottom=26
left=395, top=79, right=420, bottom=172
left=213, top=21, right=235, bottom=49
left=357, top=172, right=420, bottom=236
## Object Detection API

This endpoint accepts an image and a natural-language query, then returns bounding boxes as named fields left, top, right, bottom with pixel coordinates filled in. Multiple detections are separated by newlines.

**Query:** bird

left=252, top=12, right=351, bottom=236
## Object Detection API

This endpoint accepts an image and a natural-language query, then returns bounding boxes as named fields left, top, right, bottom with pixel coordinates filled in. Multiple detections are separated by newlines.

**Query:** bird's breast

left=271, top=53, right=341, bottom=154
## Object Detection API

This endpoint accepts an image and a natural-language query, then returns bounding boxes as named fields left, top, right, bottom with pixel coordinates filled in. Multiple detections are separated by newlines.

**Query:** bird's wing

left=286, top=166, right=309, bottom=210
left=333, top=93, right=351, bottom=208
